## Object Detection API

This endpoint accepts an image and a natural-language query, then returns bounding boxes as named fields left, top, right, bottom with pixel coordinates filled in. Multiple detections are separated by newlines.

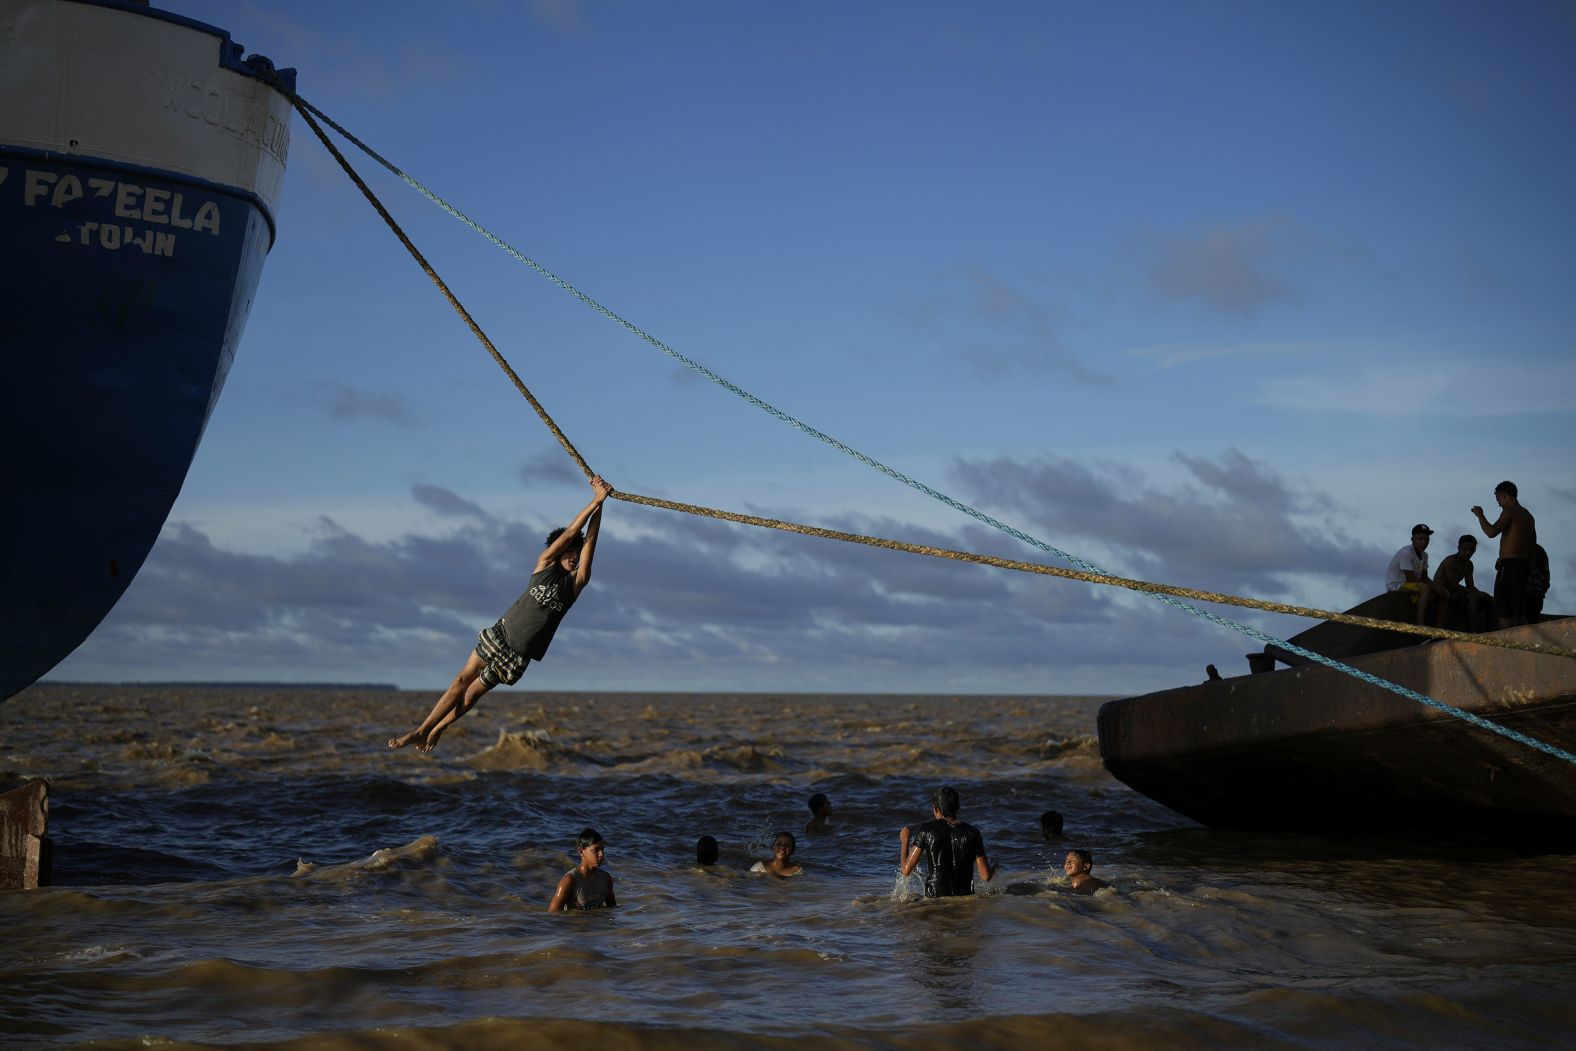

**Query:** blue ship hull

left=1, top=1, right=292, bottom=701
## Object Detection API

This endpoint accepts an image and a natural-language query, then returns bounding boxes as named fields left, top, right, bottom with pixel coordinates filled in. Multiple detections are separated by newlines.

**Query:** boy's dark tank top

left=498, top=564, right=577, bottom=659
left=564, top=867, right=613, bottom=909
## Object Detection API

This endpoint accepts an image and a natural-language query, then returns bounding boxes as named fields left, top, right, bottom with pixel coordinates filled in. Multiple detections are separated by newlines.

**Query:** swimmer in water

left=899, top=785, right=995, bottom=898
left=696, top=835, right=720, bottom=866
left=804, top=792, right=833, bottom=833
left=1064, top=849, right=1109, bottom=895
left=750, top=831, right=804, bottom=878
left=549, top=828, right=617, bottom=911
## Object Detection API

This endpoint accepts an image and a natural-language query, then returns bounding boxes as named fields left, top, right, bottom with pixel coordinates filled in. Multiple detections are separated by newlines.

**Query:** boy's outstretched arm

left=1472, top=505, right=1505, bottom=538
left=538, top=475, right=614, bottom=573
left=573, top=483, right=611, bottom=594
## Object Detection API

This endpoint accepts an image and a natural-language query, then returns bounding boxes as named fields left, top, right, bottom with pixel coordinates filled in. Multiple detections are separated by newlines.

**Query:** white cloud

left=952, top=448, right=1383, bottom=599
left=894, top=269, right=1110, bottom=383
left=1118, top=338, right=1323, bottom=370
left=312, top=383, right=421, bottom=426
left=1256, top=356, right=1576, bottom=417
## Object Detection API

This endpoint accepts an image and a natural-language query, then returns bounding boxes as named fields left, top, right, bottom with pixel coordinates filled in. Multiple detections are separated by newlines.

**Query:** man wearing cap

left=1385, top=524, right=1446, bottom=627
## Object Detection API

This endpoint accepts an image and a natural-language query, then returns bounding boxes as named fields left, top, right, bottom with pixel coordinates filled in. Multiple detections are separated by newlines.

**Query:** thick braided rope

left=293, top=98, right=1576, bottom=767
left=619, top=490, right=1576, bottom=655
left=290, top=101, right=595, bottom=480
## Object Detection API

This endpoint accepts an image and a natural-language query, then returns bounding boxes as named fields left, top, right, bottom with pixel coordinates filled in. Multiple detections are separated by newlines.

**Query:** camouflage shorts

left=475, top=621, right=529, bottom=688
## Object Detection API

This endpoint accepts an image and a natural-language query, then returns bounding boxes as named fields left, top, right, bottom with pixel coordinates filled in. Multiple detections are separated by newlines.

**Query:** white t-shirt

left=1385, top=543, right=1428, bottom=592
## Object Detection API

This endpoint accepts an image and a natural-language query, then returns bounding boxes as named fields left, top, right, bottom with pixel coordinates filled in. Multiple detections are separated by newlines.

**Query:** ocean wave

left=612, top=743, right=788, bottom=776
left=292, top=834, right=441, bottom=880
left=51, top=840, right=231, bottom=885
left=120, top=741, right=184, bottom=761
left=468, top=729, right=585, bottom=772
left=53, top=944, right=145, bottom=965
left=1035, top=733, right=1100, bottom=760
left=467, top=730, right=796, bottom=779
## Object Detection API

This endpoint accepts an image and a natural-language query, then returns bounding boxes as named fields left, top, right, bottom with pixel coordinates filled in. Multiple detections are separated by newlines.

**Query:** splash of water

left=890, top=869, right=921, bottom=902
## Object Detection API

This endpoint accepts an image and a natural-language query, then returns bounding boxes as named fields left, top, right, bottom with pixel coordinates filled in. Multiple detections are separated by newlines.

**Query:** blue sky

left=53, top=0, right=1576, bottom=693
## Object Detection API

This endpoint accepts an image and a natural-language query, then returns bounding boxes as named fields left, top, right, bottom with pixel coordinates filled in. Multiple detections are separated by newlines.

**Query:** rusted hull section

left=0, top=779, right=50, bottom=890
left=1098, top=620, right=1576, bottom=837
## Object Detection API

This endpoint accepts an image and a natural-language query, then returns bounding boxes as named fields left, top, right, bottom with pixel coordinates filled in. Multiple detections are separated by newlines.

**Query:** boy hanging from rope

left=389, top=475, right=613, bottom=753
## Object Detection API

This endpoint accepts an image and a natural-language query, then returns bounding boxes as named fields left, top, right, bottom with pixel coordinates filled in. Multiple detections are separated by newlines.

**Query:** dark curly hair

left=545, top=527, right=586, bottom=548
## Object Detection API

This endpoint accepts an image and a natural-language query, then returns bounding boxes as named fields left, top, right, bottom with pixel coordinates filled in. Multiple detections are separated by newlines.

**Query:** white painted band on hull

left=0, top=0, right=290, bottom=220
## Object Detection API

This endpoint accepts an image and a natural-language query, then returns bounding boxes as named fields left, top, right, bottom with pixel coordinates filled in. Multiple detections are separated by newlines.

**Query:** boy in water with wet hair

left=389, top=475, right=613, bottom=753
left=899, top=785, right=995, bottom=897
left=751, top=831, right=804, bottom=877
left=696, top=835, right=720, bottom=866
left=805, top=792, right=833, bottom=833
left=1064, top=849, right=1110, bottom=894
left=549, top=828, right=617, bottom=911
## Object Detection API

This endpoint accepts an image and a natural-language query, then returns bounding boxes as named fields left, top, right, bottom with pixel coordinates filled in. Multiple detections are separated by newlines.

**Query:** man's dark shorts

left=1494, top=558, right=1531, bottom=622
left=475, top=621, right=530, bottom=688
left=1445, top=588, right=1483, bottom=610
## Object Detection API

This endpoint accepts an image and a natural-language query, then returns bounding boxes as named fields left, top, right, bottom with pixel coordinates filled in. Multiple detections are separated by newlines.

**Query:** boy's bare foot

left=388, top=729, right=426, bottom=750
left=417, top=726, right=446, bottom=753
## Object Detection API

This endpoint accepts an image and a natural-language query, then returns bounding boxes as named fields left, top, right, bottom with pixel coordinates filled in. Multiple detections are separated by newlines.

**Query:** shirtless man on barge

left=1433, top=534, right=1491, bottom=633
left=1472, top=480, right=1537, bottom=629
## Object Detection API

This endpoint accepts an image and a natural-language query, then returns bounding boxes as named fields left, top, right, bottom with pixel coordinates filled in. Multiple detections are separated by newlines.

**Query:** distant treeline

left=38, top=681, right=399, bottom=691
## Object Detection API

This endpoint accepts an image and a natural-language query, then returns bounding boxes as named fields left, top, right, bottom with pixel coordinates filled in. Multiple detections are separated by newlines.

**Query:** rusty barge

left=1097, top=607, right=1576, bottom=838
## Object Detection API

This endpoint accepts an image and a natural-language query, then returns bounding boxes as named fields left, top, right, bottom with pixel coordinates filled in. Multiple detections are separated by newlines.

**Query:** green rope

left=291, top=95, right=1576, bottom=769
